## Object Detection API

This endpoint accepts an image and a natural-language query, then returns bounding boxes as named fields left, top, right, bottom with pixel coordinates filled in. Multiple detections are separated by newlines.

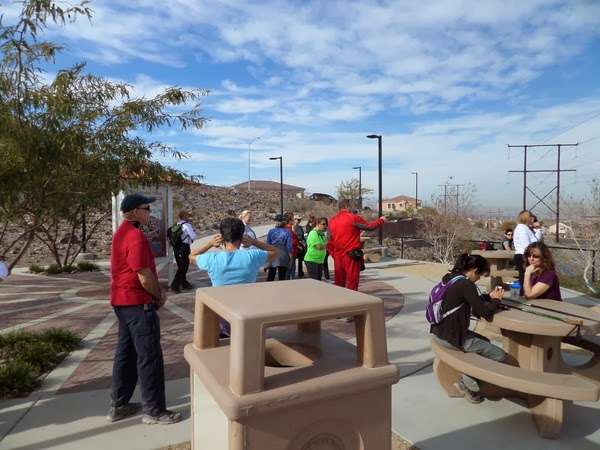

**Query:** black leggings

left=267, top=267, right=287, bottom=281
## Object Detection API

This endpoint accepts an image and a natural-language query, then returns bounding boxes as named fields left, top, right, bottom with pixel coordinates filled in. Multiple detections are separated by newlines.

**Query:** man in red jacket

left=328, top=199, right=385, bottom=291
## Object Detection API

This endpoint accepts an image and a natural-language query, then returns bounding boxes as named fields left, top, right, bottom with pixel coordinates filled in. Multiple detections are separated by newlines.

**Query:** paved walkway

left=1, top=240, right=599, bottom=449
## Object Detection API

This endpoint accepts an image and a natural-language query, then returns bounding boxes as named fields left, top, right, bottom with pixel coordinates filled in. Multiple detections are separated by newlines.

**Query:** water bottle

left=510, top=281, right=521, bottom=300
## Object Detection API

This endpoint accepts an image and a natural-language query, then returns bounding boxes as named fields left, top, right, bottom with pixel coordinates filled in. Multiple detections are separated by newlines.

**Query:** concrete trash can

left=184, top=278, right=400, bottom=450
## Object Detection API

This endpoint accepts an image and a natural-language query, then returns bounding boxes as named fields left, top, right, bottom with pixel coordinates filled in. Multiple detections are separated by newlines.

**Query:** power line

left=542, top=110, right=600, bottom=144
left=507, top=143, right=577, bottom=243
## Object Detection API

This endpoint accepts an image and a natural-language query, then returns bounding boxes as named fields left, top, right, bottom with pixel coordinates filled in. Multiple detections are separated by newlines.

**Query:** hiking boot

left=106, top=403, right=142, bottom=422
left=142, top=410, right=182, bottom=425
left=182, top=283, right=195, bottom=291
left=453, top=380, right=483, bottom=404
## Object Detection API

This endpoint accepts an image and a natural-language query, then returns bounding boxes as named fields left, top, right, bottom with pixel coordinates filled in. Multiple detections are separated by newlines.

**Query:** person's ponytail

left=449, top=253, right=490, bottom=276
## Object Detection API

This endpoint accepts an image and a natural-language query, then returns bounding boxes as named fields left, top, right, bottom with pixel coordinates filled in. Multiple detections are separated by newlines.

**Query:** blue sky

left=6, top=0, right=600, bottom=213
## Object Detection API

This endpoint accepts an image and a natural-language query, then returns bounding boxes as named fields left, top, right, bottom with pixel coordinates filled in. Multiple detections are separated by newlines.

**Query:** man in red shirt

left=107, top=193, right=181, bottom=425
left=328, top=199, right=385, bottom=291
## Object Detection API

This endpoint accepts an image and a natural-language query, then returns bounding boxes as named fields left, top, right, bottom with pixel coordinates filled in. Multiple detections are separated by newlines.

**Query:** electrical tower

left=507, top=143, right=577, bottom=242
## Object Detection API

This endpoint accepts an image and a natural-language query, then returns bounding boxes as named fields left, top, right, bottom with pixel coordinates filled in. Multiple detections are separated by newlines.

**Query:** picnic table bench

left=431, top=299, right=600, bottom=439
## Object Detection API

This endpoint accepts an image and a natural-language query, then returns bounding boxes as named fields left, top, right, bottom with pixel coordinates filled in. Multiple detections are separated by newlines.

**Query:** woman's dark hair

left=449, top=253, right=490, bottom=277
left=318, top=217, right=328, bottom=225
left=219, top=217, right=245, bottom=243
left=523, top=242, right=555, bottom=272
left=274, top=214, right=286, bottom=227
left=505, top=228, right=513, bottom=234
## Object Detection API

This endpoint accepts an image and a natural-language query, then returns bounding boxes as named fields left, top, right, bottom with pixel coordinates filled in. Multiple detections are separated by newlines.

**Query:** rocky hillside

left=6, top=183, right=338, bottom=267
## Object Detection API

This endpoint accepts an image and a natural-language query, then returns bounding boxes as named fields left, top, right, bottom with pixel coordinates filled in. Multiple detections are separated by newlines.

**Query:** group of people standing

left=263, top=199, right=386, bottom=292
left=264, top=212, right=332, bottom=282
left=96, top=188, right=572, bottom=426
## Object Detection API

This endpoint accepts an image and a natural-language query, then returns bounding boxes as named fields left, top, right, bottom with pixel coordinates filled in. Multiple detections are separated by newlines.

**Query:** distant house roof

left=383, top=195, right=420, bottom=202
left=232, top=180, right=305, bottom=193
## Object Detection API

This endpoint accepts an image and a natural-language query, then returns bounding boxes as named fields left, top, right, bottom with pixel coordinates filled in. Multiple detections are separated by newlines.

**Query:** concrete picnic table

left=470, top=249, right=516, bottom=289
left=431, top=299, right=600, bottom=439
left=492, top=299, right=600, bottom=438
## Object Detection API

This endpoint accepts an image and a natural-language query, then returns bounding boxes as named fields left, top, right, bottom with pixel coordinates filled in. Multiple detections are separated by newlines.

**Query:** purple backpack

left=426, top=275, right=465, bottom=325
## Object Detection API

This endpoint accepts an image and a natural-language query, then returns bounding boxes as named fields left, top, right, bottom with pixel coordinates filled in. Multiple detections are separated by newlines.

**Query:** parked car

left=308, top=193, right=337, bottom=203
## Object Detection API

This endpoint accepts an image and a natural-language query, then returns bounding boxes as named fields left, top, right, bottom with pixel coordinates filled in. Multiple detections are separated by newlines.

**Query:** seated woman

left=523, top=242, right=562, bottom=301
left=430, top=254, right=506, bottom=404
left=190, top=217, right=278, bottom=335
left=502, top=228, right=514, bottom=251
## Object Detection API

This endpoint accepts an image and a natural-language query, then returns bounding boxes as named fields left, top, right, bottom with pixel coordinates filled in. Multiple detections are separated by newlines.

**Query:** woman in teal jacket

left=303, top=217, right=328, bottom=280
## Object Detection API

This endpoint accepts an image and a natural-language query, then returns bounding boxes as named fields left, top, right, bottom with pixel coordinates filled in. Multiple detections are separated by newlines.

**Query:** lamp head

left=269, top=156, right=281, bottom=160
left=366, top=134, right=381, bottom=139
left=353, top=166, right=361, bottom=170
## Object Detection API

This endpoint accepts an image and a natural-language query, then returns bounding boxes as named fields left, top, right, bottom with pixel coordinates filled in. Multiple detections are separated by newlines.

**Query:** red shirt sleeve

left=353, top=215, right=384, bottom=230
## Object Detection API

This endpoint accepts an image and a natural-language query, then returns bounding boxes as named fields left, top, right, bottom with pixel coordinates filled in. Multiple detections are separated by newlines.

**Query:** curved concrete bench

left=431, top=338, right=600, bottom=402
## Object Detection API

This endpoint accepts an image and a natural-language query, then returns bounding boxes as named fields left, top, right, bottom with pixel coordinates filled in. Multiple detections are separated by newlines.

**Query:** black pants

left=297, top=248, right=306, bottom=277
left=267, top=267, right=287, bottom=281
left=305, top=261, right=323, bottom=280
left=323, top=251, right=330, bottom=279
left=513, top=253, right=525, bottom=295
left=171, top=244, right=191, bottom=290
left=111, top=304, right=166, bottom=417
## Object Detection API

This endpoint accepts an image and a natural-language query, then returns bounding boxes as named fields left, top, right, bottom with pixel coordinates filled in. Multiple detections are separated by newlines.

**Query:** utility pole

left=455, top=185, right=460, bottom=216
left=269, top=156, right=283, bottom=217
left=247, top=137, right=260, bottom=192
left=367, top=134, right=383, bottom=253
left=438, top=182, right=464, bottom=215
left=353, top=166, right=362, bottom=209
left=411, top=172, right=418, bottom=210
left=508, top=143, right=578, bottom=242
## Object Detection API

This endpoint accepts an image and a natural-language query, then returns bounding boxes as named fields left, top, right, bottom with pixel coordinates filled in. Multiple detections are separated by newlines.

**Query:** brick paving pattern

left=0, top=261, right=404, bottom=397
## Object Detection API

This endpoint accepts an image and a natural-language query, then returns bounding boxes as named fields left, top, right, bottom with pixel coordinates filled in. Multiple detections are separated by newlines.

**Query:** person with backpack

left=293, top=214, right=306, bottom=278
left=428, top=253, right=506, bottom=404
left=168, top=210, right=197, bottom=293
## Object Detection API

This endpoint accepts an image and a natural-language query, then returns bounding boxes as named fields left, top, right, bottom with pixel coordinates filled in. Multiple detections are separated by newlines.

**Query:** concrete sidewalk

left=368, top=259, right=600, bottom=450
left=2, top=255, right=599, bottom=449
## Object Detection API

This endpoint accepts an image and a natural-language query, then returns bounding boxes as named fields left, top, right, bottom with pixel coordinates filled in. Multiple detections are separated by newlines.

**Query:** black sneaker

left=106, top=403, right=142, bottom=422
left=182, top=283, right=195, bottom=291
left=170, top=285, right=181, bottom=293
left=142, top=409, right=182, bottom=425
left=453, top=380, right=483, bottom=404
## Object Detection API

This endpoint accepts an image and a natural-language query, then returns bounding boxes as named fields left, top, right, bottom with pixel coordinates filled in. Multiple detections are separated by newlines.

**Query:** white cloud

left=214, top=97, right=277, bottom=114
left=34, top=0, right=600, bottom=118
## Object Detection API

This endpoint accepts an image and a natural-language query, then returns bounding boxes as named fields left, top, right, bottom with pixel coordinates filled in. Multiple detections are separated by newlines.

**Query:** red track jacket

left=328, top=209, right=384, bottom=257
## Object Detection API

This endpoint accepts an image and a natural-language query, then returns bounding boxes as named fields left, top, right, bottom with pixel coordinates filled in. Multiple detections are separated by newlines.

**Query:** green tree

left=0, top=0, right=208, bottom=269
left=336, top=178, right=373, bottom=209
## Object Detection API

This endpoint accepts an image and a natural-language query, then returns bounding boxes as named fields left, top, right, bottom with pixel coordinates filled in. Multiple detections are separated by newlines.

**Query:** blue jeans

left=434, top=331, right=506, bottom=392
left=111, top=304, right=166, bottom=416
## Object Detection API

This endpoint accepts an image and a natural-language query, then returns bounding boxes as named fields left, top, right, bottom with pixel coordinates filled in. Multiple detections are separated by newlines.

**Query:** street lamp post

left=366, top=135, right=383, bottom=252
left=352, top=166, right=362, bottom=209
left=247, top=137, right=260, bottom=192
left=411, top=171, right=418, bottom=212
left=269, top=156, right=283, bottom=217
